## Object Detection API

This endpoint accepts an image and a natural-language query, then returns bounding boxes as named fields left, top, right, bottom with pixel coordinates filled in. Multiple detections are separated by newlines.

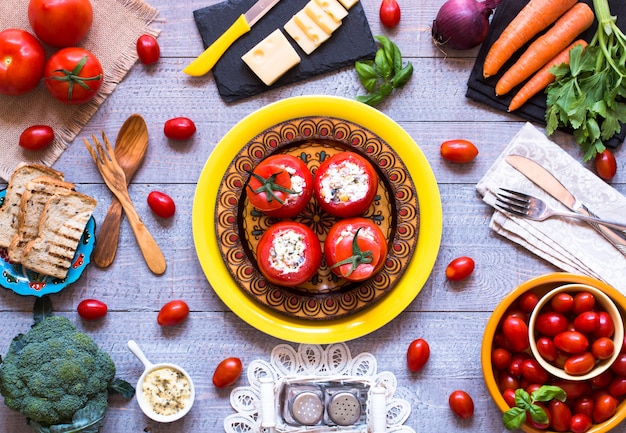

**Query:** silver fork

left=495, top=188, right=626, bottom=231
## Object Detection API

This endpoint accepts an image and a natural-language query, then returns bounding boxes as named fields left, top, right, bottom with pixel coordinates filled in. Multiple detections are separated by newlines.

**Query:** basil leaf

left=502, top=407, right=527, bottom=430
left=375, top=48, right=392, bottom=80
left=531, top=385, right=567, bottom=403
left=375, top=35, right=395, bottom=67
left=514, top=388, right=532, bottom=410
left=355, top=61, right=379, bottom=92
left=356, top=93, right=386, bottom=106
left=392, top=63, right=413, bottom=88
left=528, top=404, right=548, bottom=425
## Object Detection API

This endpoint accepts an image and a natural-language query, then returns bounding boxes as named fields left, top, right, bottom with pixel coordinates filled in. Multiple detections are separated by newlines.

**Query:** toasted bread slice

left=0, top=164, right=64, bottom=249
left=21, top=191, right=97, bottom=280
left=8, top=176, right=76, bottom=263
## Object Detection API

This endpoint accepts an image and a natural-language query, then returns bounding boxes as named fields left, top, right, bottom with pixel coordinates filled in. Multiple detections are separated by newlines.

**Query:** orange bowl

left=481, top=272, right=626, bottom=433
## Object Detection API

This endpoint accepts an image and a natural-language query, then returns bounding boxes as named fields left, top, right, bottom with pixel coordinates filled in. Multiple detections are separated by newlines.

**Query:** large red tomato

left=44, top=47, right=103, bottom=104
left=313, top=151, right=378, bottom=218
left=247, top=154, right=313, bottom=218
left=256, top=221, right=321, bottom=287
left=28, top=0, right=93, bottom=47
left=0, top=29, right=46, bottom=96
left=324, top=217, right=388, bottom=282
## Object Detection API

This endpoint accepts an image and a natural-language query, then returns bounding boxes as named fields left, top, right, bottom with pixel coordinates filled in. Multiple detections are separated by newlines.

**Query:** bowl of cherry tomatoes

left=482, top=273, right=626, bottom=433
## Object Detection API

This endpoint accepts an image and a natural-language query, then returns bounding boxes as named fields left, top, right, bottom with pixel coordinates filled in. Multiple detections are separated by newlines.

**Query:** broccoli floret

left=0, top=316, right=116, bottom=426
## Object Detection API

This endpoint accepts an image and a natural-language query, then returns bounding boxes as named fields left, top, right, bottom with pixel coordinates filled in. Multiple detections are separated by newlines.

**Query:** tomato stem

left=247, top=170, right=296, bottom=204
left=330, top=228, right=373, bottom=277
left=46, top=55, right=102, bottom=101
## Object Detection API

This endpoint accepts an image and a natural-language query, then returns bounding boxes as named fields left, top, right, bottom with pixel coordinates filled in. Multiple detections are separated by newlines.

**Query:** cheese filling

left=142, top=367, right=192, bottom=416
left=269, top=229, right=307, bottom=274
left=281, top=165, right=305, bottom=205
left=319, top=160, right=369, bottom=204
left=337, top=225, right=376, bottom=244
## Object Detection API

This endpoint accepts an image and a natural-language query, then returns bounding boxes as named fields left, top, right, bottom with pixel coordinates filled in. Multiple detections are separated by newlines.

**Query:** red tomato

left=535, top=311, right=569, bottom=337
left=554, top=331, right=589, bottom=354
left=518, top=292, right=539, bottom=313
left=551, top=379, right=590, bottom=401
left=521, top=359, right=549, bottom=383
left=445, top=256, right=475, bottom=281
left=610, top=353, right=626, bottom=376
left=608, top=377, right=626, bottom=398
left=246, top=154, right=313, bottom=218
left=136, top=34, right=160, bottom=65
left=28, top=0, right=93, bottom=47
left=19, top=125, right=54, bottom=151
left=572, top=292, right=595, bottom=315
left=440, top=139, right=479, bottom=163
left=508, top=353, right=529, bottom=377
left=595, top=149, right=617, bottom=181
left=164, top=116, right=196, bottom=140
left=574, top=311, right=600, bottom=333
left=77, top=298, right=108, bottom=320
left=256, top=221, right=322, bottom=287
left=44, top=48, right=103, bottom=104
left=593, top=392, right=618, bottom=423
left=407, top=338, right=430, bottom=372
left=572, top=396, right=594, bottom=418
left=550, top=292, right=574, bottom=313
left=536, top=337, right=558, bottom=362
left=212, top=357, right=242, bottom=388
left=379, top=0, right=401, bottom=28
left=548, top=399, right=572, bottom=433
left=502, top=388, right=516, bottom=407
left=313, top=151, right=378, bottom=218
left=591, top=370, right=614, bottom=389
left=502, top=315, right=529, bottom=352
left=0, top=29, right=45, bottom=96
left=591, top=337, right=615, bottom=361
left=491, top=348, right=512, bottom=370
left=325, top=218, right=388, bottom=282
left=564, top=352, right=595, bottom=376
left=526, top=402, right=550, bottom=429
left=594, top=311, right=615, bottom=339
left=157, top=300, right=190, bottom=326
left=569, top=413, right=592, bottom=433
left=147, top=191, right=176, bottom=218
left=498, top=370, right=520, bottom=391
left=448, top=390, right=474, bottom=419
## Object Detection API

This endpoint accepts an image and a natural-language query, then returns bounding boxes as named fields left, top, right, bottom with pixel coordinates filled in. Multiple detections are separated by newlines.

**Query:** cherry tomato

left=518, top=291, right=539, bottom=313
left=591, top=337, right=615, bottom=360
left=407, top=338, right=430, bottom=372
left=379, top=0, right=401, bottom=28
left=564, top=352, right=595, bottom=376
left=498, top=371, right=520, bottom=391
left=212, top=357, right=242, bottom=388
left=572, top=396, right=594, bottom=418
left=136, top=34, right=160, bottom=65
left=445, top=256, right=475, bottom=281
left=548, top=399, right=572, bottom=433
left=448, top=390, right=473, bottom=419
left=608, top=377, right=626, bottom=398
left=28, top=0, right=93, bottom=47
left=508, top=352, right=529, bottom=377
left=440, top=139, right=479, bottom=163
left=502, top=315, right=529, bottom=352
left=0, top=29, right=45, bottom=96
left=44, top=48, right=103, bottom=104
left=313, top=151, right=378, bottom=218
left=526, top=402, right=550, bottom=429
left=535, top=311, right=569, bottom=337
left=552, top=379, right=590, bottom=401
left=593, top=392, right=618, bottom=423
left=572, top=291, right=595, bottom=315
left=574, top=311, right=600, bottom=333
left=246, top=154, right=313, bottom=218
left=164, top=116, right=196, bottom=140
left=325, top=218, right=388, bottom=282
left=554, top=331, right=589, bottom=354
left=19, top=125, right=54, bottom=151
left=502, top=388, right=516, bottom=407
left=157, top=299, right=189, bottom=326
left=595, top=149, right=617, bottom=181
left=610, top=353, right=626, bottom=376
left=491, top=348, right=512, bottom=370
left=569, top=413, right=593, bottom=433
left=256, top=221, right=322, bottom=287
left=550, top=292, right=574, bottom=313
left=594, top=311, right=615, bottom=339
left=536, top=337, right=558, bottom=362
left=521, top=359, right=549, bottom=383
left=147, top=191, right=176, bottom=218
left=591, top=369, right=614, bottom=388
left=77, top=298, right=108, bottom=320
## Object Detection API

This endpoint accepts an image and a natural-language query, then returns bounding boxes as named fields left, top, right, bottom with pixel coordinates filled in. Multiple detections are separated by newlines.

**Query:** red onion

left=432, top=0, right=502, bottom=50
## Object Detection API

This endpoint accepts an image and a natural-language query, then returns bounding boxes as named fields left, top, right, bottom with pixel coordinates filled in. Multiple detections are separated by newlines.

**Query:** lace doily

left=224, top=343, right=415, bottom=433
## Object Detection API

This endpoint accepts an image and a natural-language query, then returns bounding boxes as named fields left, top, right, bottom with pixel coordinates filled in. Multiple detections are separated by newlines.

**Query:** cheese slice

left=284, top=17, right=319, bottom=55
left=295, top=10, right=331, bottom=45
left=304, top=1, right=341, bottom=34
left=312, top=0, right=348, bottom=22
left=241, top=29, right=301, bottom=86
left=337, top=0, right=359, bottom=9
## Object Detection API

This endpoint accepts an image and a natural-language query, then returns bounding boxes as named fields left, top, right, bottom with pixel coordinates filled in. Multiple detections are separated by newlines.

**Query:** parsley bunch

left=545, top=0, right=626, bottom=161
left=503, top=386, right=566, bottom=430
left=355, top=35, right=413, bottom=106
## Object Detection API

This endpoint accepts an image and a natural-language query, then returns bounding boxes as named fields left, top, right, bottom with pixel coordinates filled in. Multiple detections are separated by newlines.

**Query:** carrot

left=508, top=39, right=587, bottom=111
left=483, top=0, right=577, bottom=78
left=495, top=3, right=594, bottom=96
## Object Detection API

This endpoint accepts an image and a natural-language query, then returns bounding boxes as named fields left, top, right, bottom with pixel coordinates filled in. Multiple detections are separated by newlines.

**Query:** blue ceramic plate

left=0, top=189, right=96, bottom=297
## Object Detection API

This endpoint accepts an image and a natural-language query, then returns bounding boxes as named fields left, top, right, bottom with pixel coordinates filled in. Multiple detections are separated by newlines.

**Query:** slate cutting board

left=193, top=0, right=377, bottom=103
left=466, top=0, right=625, bottom=148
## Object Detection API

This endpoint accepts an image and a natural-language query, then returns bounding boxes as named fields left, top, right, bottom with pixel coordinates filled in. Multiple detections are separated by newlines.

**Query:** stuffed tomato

left=313, top=151, right=378, bottom=218
left=256, top=221, right=322, bottom=287
left=325, top=217, right=388, bottom=282
left=246, top=154, right=312, bottom=218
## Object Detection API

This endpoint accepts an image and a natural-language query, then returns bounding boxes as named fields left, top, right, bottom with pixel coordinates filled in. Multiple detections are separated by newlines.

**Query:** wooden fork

left=84, top=132, right=167, bottom=275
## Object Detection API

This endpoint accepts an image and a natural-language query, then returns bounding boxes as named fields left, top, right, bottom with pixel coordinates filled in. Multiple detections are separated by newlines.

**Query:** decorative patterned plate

left=192, top=96, right=442, bottom=344
left=0, top=189, right=96, bottom=297
left=215, top=117, right=418, bottom=320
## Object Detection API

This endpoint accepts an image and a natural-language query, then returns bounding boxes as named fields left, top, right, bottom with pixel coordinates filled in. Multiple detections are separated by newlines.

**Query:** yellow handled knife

left=184, top=0, right=282, bottom=76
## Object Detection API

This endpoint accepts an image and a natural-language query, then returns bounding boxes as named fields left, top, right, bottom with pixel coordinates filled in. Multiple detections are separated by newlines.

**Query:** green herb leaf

left=108, top=378, right=135, bottom=399
left=503, top=406, right=527, bottom=430
left=531, top=385, right=567, bottom=403
left=514, top=388, right=532, bottom=410
left=355, top=61, right=378, bottom=92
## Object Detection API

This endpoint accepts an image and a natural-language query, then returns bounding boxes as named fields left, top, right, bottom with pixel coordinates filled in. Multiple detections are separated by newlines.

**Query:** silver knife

left=183, top=0, right=281, bottom=76
left=505, top=154, right=626, bottom=255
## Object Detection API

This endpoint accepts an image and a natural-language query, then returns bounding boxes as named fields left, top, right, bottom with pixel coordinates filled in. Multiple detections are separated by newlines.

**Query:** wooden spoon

left=92, top=114, right=149, bottom=268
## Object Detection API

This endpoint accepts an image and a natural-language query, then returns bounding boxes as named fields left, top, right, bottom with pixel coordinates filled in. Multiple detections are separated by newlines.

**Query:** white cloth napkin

left=476, top=123, right=626, bottom=293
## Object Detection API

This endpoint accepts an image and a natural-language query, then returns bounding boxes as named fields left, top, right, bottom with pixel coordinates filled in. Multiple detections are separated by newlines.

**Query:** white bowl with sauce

left=127, top=340, right=195, bottom=423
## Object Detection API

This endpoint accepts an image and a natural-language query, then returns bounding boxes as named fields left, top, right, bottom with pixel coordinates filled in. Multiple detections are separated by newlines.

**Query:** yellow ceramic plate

left=192, top=96, right=442, bottom=343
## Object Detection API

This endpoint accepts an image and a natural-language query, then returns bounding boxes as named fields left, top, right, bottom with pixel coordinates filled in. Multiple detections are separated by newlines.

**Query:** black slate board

left=466, top=0, right=625, bottom=148
left=193, top=0, right=377, bottom=103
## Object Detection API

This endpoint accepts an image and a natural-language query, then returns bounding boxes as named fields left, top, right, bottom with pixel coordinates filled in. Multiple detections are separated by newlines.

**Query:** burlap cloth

left=0, top=0, right=161, bottom=181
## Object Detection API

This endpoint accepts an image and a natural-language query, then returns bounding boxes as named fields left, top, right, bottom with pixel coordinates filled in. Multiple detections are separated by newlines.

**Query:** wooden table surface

left=1, top=0, right=624, bottom=432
